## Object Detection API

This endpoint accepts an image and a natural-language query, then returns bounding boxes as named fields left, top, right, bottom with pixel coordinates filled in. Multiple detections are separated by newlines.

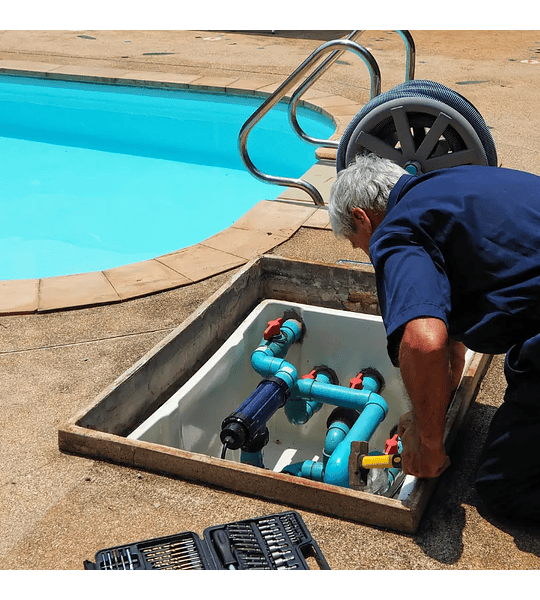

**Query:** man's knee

left=475, top=462, right=514, bottom=519
left=475, top=400, right=540, bottom=522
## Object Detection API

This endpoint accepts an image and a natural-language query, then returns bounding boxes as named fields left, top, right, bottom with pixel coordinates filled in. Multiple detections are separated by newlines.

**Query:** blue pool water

left=0, top=75, right=334, bottom=280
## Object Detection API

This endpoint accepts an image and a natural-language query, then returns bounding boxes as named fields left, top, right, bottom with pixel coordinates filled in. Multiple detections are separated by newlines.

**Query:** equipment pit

left=59, top=256, right=491, bottom=533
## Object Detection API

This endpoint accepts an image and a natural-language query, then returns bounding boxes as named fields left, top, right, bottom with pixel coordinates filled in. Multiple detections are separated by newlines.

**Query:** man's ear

left=351, top=207, right=367, bottom=225
left=351, top=207, right=372, bottom=233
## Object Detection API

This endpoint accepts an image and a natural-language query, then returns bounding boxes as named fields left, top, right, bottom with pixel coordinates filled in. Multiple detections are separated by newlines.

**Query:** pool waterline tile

left=116, top=72, right=203, bottom=88
left=0, top=61, right=363, bottom=313
left=47, top=65, right=132, bottom=82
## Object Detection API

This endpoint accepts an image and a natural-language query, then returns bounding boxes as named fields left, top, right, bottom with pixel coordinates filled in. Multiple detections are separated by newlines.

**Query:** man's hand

left=398, top=411, right=450, bottom=478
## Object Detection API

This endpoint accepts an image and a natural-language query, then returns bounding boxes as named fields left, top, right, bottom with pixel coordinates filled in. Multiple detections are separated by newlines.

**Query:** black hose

left=220, top=443, right=228, bottom=460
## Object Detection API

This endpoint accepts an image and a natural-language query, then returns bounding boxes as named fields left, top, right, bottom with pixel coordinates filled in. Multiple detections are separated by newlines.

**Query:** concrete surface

left=1, top=30, right=540, bottom=574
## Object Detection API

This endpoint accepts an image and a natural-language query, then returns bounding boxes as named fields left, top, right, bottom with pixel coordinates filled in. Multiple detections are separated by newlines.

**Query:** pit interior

left=128, top=298, right=471, bottom=500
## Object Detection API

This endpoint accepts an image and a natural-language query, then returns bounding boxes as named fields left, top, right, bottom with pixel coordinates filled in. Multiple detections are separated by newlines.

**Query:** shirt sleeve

left=370, top=231, right=452, bottom=366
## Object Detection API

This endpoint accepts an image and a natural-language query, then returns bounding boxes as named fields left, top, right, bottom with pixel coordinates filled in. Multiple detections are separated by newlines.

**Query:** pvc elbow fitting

left=284, top=398, right=318, bottom=425
left=323, top=394, right=389, bottom=488
left=280, top=319, right=303, bottom=345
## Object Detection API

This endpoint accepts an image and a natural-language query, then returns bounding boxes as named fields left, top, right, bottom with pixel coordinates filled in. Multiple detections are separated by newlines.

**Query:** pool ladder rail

left=238, top=30, right=416, bottom=206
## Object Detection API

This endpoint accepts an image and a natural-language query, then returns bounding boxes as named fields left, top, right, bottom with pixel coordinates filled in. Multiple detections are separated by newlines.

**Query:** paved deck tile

left=0, top=59, right=63, bottom=73
left=314, top=94, right=362, bottom=108
left=38, top=272, right=121, bottom=312
left=187, top=76, right=240, bottom=91
left=200, top=228, right=288, bottom=260
left=103, top=260, right=191, bottom=300
left=231, top=200, right=318, bottom=237
left=225, top=78, right=276, bottom=93
left=0, top=279, right=40, bottom=315
left=156, top=244, right=246, bottom=282
left=303, top=207, right=332, bottom=229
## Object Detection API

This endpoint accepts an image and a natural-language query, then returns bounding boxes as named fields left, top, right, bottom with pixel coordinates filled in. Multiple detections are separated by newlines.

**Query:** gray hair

left=328, top=153, right=407, bottom=238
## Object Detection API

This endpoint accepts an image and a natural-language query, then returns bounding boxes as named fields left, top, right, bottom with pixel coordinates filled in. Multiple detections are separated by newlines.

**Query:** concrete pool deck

left=2, top=30, right=540, bottom=572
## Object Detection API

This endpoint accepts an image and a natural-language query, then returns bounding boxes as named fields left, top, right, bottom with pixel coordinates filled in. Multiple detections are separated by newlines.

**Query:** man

left=328, top=153, right=540, bottom=522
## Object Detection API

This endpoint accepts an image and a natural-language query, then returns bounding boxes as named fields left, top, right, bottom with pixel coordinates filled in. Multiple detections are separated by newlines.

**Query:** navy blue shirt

left=369, top=166, right=540, bottom=366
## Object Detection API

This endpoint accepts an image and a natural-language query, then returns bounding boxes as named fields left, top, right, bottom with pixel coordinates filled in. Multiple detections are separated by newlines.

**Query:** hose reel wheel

left=336, top=79, right=497, bottom=176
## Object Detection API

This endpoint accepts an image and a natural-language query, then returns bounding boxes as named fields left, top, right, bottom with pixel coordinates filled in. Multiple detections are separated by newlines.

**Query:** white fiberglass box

left=129, top=300, right=469, bottom=479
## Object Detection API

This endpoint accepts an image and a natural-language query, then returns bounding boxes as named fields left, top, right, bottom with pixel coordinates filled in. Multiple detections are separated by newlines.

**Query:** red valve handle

left=385, top=434, right=400, bottom=455
left=349, top=373, right=364, bottom=389
left=301, top=369, right=319, bottom=380
left=263, top=317, right=284, bottom=340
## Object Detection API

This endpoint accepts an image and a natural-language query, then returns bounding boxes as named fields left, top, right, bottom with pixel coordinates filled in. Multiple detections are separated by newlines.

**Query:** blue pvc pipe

left=251, top=319, right=303, bottom=388
left=361, top=374, right=381, bottom=393
left=240, top=450, right=265, bottom=468
left=229, top=319, right=301, bottom=465
left=294, top=379, right=372, bottom=411
left=323, top=419, right=351, bottom=466
left=285, top=370, right=330, bottom=425
left=387, top=467, right=402, bottom=489
left=251, top=319, right=303, bottom=364
left=323, top=394, right=388, bottom=487
left=288, top=373, right=382, bottom=425
left=282, top=460, right=324, bottom=481
left=251, top=319, right=376, bottom=420
left=286, top=393, right=388, bottom=487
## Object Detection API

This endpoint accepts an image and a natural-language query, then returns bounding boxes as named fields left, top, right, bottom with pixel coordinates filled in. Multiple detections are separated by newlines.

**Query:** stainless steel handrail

left=289, top=30, right=416, bottom=149
left=238, top=38, right=382, bottom=206
left=397, top=30, right=416, bottom=82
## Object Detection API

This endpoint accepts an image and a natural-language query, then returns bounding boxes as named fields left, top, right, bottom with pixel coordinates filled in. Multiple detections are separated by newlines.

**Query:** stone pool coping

left=0, top=59, right=363, bottom=315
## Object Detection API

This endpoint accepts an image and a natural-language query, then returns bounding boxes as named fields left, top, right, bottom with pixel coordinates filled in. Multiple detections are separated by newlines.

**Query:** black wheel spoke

left=390, top=106, right=415, bottom=156
left=356, top=131, right=403, bottom=163
left=424, top=148, right=479, bottom=170
left=412, top=127, right=426, bottom=148
left=415, top=112, right=452, bottom=161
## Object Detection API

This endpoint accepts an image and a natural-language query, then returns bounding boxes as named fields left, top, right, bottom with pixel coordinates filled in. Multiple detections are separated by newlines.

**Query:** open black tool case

left=84, top=510, right=330, bottom=570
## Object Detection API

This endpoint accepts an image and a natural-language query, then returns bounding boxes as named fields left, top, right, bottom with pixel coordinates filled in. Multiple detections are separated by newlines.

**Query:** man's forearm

left=397, top=317, right=453, bottom=477
left=400, top=338, right=452, bottom=445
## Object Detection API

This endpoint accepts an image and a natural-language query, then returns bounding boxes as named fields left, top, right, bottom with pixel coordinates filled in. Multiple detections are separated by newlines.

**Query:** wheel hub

left=404, top=161, right=421, bottom=175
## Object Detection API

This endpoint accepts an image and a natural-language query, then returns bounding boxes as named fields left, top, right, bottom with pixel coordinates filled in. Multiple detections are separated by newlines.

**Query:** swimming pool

left=0, top=75, right=335, bottom=280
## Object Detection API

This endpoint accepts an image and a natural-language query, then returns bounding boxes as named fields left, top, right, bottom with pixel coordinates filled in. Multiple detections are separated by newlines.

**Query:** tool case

left=83, top=510, right=330, bottom=570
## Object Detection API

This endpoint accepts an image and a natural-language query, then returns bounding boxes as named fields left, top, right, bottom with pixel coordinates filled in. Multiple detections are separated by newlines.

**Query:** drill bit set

left=84, top=531, right=210, bottom=570
left=83, top=511, right=329, bottom=570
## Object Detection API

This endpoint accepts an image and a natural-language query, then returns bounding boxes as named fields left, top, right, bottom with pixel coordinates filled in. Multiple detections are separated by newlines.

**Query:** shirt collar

left=387, top=174, right=415, bottom=213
